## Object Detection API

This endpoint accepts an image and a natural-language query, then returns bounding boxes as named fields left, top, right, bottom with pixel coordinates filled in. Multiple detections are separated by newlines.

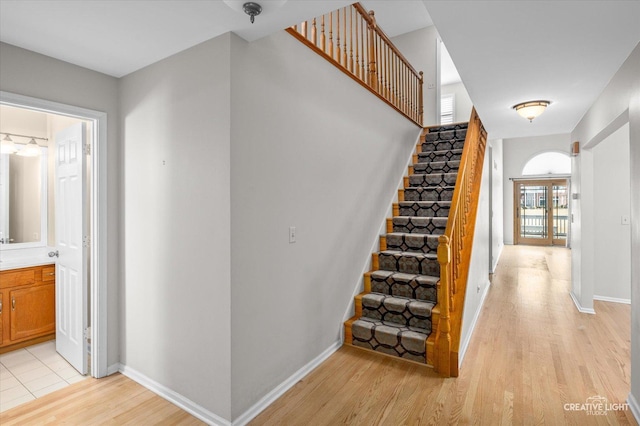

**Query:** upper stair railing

left=435, top=108, right=487, bottom=377
left=287, top=3, right=424, bottom=127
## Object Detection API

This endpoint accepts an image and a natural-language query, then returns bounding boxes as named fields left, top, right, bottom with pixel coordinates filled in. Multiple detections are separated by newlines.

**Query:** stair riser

left=403, top=187, right=454, bottom=202
left=421, top=140, right=465, bottom=152
left=350, top=319, right=427, bottom=363
left=392, top=217, right=447, bottom=234
left=417, top=151, right=463, bottom=163
left=366, top=272, right=438, bottom=303
left=409, top=173, right=458, bottom=188
left=397, top=202, right=450, bottom=217
left=378, top=253, right=440, bottom=276
left=412, top=161, right=460, bottom=175
left=360, top=294, right=432, bottom=331
left=385, top=234, right=439, bottom=254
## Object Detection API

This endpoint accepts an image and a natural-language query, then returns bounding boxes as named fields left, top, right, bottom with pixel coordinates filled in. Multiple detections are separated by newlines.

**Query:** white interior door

left=0, top=154, right=9, bottom=244
left=55, top=122, right=88, bottom=375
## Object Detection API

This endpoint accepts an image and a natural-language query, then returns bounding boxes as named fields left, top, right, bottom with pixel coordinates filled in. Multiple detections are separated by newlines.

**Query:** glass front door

left=515, top=180, right=569, bottom=246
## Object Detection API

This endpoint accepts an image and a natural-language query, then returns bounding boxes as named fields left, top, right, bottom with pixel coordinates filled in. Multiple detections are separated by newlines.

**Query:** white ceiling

left=424, top=0, right=640, bottom=139
left=1, top=1, right=638, bottom=140
left=0, top=0, right=354, bottom=77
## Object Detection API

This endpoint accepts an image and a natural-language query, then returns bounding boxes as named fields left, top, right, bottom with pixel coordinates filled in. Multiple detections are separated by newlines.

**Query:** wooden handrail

left=287, top=3, right=423, bottom=127
left=435, top=108, right=488, bottom=377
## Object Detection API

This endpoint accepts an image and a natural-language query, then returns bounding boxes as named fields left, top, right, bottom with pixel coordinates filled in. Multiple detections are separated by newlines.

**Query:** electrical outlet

left=289, top=226, right=296, bottom=243
left=428, top=83, right=436, bottom=89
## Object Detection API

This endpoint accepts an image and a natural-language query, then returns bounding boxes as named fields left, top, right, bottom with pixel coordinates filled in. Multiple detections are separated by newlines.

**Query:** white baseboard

left=107, top=362, right=121, bottom=376
left=593, top=295, right=631, bottom=304
left=233, top=340, right=342, bottom=425
left=628, top=392, right=640, bottom=423
left=458, top=279, right=491, bottom=366
left=119, top=364, right=231, bottom=426
left=491, top=244, right=504, bottom=273
left=118, top=340, right=342, bottom=426
left=569, top=291, right=596, bottom=314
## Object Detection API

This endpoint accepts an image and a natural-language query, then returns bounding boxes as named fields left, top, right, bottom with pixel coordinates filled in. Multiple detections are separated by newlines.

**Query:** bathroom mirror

left=0, top=147, right=48, bottom=249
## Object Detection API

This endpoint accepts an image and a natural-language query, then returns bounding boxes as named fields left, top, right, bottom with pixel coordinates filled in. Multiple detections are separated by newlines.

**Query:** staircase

left=344, top=122, right=468, bottom=366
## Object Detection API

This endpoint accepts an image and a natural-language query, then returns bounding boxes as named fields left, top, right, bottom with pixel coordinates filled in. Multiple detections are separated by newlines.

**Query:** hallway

left=0, top=246, right=634, bottom=424
left=251, top=245, right=634, bottom=424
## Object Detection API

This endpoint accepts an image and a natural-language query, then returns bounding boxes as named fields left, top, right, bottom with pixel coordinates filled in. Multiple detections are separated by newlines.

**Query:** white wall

left=502, top=133, right=571, bottom=244
left=392, top=26, right=440, bottom=126
left=442, top=82, right=473, bottom=124
left=119, top=35, right=232, bottom=421
left=489, top=139, right=504, bottom=272
left=0, top=42, right=121, bottom=367
left=593, top=123, right=631, bottom=302
left=459, top=146, right=491, bottom=365
left=229, top=31, right=419, bottom=419
left=570, top=42, right=640, bottom=419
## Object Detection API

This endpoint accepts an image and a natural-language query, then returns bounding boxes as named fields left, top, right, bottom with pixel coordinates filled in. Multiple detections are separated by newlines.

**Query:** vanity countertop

left=0, top=247, right=56, bottom=271
left=0, top=258, right=55, bottom=271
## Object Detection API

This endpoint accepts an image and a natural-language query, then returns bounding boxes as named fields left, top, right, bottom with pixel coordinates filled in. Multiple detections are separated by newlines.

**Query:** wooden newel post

left=436, top=234, right=452, bottom=377
left=367, top=10, right=378, bottom=91
left=418, top=71, right=424, bottom=125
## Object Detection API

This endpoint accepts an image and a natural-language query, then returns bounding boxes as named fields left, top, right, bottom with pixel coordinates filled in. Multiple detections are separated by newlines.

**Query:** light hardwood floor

left=0, top=245, right=635, bottom=425
left=251, top=246, right=635, bottom=425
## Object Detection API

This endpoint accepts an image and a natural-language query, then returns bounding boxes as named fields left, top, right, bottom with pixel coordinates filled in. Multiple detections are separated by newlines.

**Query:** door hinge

left=84, top=327, right=91, bottom=340
left=83, top=235, right=91, bottom=248
left=83, top=143, right=91, bottom=155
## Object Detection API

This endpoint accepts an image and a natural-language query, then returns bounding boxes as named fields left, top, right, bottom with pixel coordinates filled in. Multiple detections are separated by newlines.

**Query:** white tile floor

left=0, top=341, right=88, bottom=412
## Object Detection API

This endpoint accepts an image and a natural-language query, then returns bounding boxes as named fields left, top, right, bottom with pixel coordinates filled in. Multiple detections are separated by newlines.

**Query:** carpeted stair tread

left=417, top=149, right=463, bottom=163
left=409, top=172, right=458, bottom=187
left=403, top=186, right=455, bottom=202
left=427, top=123, right=468, bottom=133
left=369, top=270, right=438, bottom=302
left=351, top=317, right=429, bottom=363
left=397, top=201, right=451, bottom=217
left=413, top=160, right=460, bottom=174
left=386, top=232, right=441, bottom=253
left=361, top=293, right=434, bottom=331
left=378, top=250, right=439, bottom=276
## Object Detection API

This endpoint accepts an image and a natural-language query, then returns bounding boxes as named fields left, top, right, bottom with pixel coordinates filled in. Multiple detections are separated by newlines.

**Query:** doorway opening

left=0, top=91, right=107, bottom=380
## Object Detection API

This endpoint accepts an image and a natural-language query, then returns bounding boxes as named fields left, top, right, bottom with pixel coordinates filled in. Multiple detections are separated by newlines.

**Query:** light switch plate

left=622, top=215, right=630, bottom=225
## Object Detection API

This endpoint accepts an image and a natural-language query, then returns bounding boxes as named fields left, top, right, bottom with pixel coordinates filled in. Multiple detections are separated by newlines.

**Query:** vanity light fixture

left=1, top=134, right=18, bottom=154
left=243, top=2, right=262, bottom=23
left=0, top=132, right=48, bottom=156
left=512, top=100, right=551, bottom=122
left=16, top=138, right=41, bottom=157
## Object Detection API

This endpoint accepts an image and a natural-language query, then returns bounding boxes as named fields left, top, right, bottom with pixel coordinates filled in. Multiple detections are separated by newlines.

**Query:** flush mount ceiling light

left=243, top=2, right=262, bottom=24
left=1, top=134, right=18, bottom=154
left=16, top=138, right=41, bottom=157
left=512, top=100, right=551, bottom=122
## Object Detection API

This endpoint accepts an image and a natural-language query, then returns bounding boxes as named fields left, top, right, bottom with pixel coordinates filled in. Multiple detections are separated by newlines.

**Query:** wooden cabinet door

left=0, top=291, right=4, bottom=345
left=10, top=284, right=55, bottom=342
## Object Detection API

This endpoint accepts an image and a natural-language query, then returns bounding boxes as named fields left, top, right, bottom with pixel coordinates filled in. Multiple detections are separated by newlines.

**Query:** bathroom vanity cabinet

left=0, top=264, right=56, bottom=353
